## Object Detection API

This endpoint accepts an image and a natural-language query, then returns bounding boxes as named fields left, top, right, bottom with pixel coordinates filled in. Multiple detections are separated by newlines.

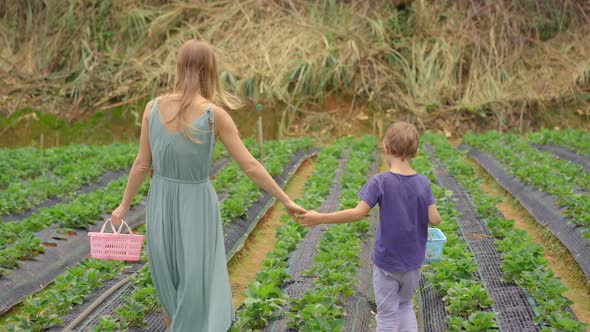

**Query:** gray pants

left=373, top=265, right=421, bottom=332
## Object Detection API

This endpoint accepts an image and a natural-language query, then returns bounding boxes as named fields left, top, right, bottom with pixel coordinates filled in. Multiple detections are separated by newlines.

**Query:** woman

left=110, top=39, right=306, bottom=331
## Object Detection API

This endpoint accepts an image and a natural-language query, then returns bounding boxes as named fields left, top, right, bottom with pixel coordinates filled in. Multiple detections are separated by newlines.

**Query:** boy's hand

left=300, top=210, right=323, bottom=227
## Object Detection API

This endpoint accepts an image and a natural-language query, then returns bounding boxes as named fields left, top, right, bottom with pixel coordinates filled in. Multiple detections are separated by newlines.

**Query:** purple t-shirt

left=359, top=171, right=435, bottom=272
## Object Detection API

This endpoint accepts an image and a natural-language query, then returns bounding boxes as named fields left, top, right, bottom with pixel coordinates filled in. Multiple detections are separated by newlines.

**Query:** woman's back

left=148, top=96, right=214, bottom=182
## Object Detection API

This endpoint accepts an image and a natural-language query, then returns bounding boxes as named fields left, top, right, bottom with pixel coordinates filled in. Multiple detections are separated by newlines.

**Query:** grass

left=1, top=1, right=590, bottom=133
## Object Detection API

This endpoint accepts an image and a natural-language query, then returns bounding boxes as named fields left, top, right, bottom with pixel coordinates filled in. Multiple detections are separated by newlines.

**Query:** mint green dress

left=146, top=98, right=234, bottom=331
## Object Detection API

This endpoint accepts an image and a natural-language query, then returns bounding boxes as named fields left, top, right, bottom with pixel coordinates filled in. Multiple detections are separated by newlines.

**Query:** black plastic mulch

left=265, top=150, right=350, bottom=332
left=465, top=145, right=590, bottom=282
left=417, top=275, right=447, bottom=332
left=533, top=144, right=590, bottom=172
left=426, top=145, right=540, bottom=332
left=55, top=149, right=316, bottom=331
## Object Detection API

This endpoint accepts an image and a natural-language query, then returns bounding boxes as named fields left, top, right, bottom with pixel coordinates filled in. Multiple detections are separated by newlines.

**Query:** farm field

left=0, top=131, right=589, bottom=332
left=3, top=1, right=590, bottom=330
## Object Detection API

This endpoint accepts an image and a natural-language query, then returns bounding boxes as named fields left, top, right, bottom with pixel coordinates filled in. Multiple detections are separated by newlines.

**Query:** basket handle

left=115, top=220, right=134, bottom=235
left=100, top=219, right=119, bottom=234
left=100, top=219, right=134, bottom=235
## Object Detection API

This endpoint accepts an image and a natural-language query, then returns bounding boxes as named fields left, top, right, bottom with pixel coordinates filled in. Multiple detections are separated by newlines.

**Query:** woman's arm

left=300, top=201, right=372, bottom=226
left=214, top=106, right=306, bottom=218
left=111, top=101, right=153, bottom=225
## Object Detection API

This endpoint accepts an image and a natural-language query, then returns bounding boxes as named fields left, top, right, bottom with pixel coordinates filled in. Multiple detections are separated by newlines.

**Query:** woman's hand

left=300, top=210, right=323, bottom=227
left=283, top=199, right=306, bottom=223
left=111, top=204, right=130, bottom=226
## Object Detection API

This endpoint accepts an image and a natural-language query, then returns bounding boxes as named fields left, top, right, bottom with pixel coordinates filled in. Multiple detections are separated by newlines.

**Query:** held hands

left=283, top=199, right=307, bottom=223
left=282, top=198, right=324, bottom=226
left=300, top=210, right=323, bottom=227
left=111, top=204, right=129, bottom=226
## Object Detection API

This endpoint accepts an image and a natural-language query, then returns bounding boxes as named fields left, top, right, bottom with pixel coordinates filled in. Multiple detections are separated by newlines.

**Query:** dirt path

left=227, top=159, right=315, bottom=308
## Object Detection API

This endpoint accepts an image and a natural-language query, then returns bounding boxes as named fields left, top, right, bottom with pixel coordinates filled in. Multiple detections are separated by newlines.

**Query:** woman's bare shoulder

left=210, top=103, right=231, bottom=120
left=142, top=99, right=156, bottom=121
left=155, top=93, right=176, bottom=103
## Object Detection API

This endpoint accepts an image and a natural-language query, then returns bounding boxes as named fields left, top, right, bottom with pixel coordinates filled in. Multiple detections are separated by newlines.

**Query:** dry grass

left=1, top=0, right=590, bottom=131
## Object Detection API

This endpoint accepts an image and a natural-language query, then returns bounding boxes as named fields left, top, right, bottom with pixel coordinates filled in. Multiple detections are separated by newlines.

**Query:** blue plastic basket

left=425, top=228, right=447, bottom=263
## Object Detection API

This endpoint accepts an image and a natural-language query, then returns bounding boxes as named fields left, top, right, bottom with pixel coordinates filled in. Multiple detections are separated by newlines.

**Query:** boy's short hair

left=383, top=122, right=419, bottom=160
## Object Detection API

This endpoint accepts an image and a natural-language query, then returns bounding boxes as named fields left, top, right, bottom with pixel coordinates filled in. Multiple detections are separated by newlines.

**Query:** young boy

left=300, top=122, right=441, bottom=332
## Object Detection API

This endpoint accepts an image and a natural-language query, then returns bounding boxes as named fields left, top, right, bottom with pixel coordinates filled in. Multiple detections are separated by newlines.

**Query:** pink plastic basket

left=88, top=219, right=145, bottom=261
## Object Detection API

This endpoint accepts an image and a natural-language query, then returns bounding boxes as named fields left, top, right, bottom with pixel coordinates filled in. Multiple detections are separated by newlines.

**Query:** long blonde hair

left=169, top=39, right=241, bottom=142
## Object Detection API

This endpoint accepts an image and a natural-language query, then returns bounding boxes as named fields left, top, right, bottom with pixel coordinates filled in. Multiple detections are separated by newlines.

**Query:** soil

left=468, top=159, right=590, bottom=324
left=227, top=159, right=315, bottom=308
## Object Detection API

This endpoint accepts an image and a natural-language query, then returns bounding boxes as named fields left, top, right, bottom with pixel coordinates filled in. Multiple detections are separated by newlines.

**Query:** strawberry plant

left=114, top=297, right=149, bottom=328
left=238, top=282, right=287, bottom=329
left=447, top=312, right=499, bottom=332
left=425, top=257, right=477, bottom=294
left=91, top=315, right=128, bottom=332
left=443, top=280, right=493, bottom=317
left=286, top=291, right=344, bottom=332
left=111, top=265, right=158, bottom=328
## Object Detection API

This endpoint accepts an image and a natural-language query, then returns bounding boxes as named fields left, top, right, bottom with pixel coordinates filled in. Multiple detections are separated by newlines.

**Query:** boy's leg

left=394, top=267, right=421, bottom=332
left=373, top=265, right=401, bottom=332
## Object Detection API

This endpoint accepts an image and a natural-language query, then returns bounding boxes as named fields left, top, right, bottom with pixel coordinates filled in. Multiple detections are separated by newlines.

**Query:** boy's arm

left=428, top=204, right=441, bottom=226
left=301, top=201, right=372, bottom=226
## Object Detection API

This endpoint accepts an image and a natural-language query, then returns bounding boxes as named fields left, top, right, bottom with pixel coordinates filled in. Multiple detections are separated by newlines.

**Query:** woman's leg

left=163, top=311, right=172, bottom=328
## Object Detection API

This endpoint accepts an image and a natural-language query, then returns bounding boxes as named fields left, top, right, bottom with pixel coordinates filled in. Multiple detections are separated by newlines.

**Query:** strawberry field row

left=427, top=134, right=586, bottom=331
left=0, top=138, right=317, bottom=331
left=283, top=136, right=376, bottom=331
left=230, top=140, right=347, bottom=331
left=82, top=144, right=317, bottom=331
left=0, top=138, right=281, bottom=277
left=528, top=129, right=590, bottom=154
left=0, top=144, right=137, bottom=217
left=412, top=148, right=499, bottom=331
left=464, top=132, right=590, bottom=233
left=0, top=177, right=150, bottom=276
left=0, top=145, right=114, bottom=189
